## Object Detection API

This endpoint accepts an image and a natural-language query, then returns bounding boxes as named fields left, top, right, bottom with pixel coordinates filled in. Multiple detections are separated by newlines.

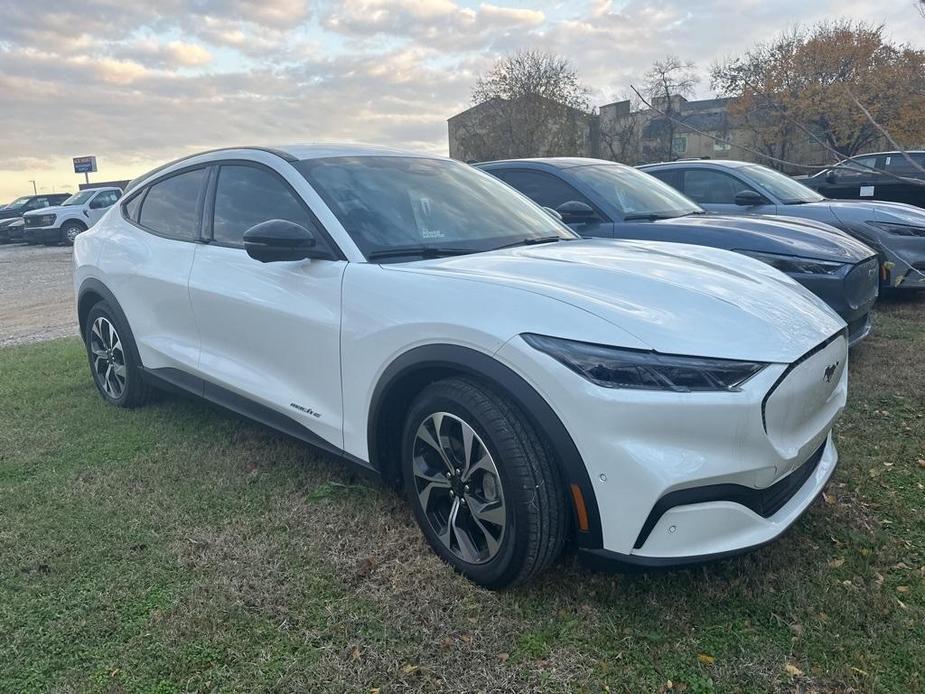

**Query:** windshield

left=5, top=196, right=32, bottom=210
left=62, top=190, right=95, bottom=206
left=742, top=165, right=824, bottom=204
left=295, top=156, right=576, bottom=259
left=570, top=164, right=702, bottom=219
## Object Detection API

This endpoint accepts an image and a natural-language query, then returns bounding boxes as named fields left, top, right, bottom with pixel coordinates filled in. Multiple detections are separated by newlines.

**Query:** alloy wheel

left=411, top=412, right=507, bottom=564
left=89, top=317, right=127, bottom=399
left=64, top=225, right=82, bottom=244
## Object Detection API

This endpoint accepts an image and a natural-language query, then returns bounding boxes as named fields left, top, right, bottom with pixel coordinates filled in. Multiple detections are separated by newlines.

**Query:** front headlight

left=736, top=250, right=845, bottom=275
left=523, top=334, right=768, bottom=392
left=867, top=221, right=925, bottom=237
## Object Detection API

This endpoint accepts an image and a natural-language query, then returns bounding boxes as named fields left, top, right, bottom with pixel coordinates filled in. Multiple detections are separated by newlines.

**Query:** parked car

left=796, top=151, right=925, bottom=209
left=22, top=187, right=123, bottom=246
left=0, top=193, right=70, bottom=243
left=76, top=145, right=848, bottom=587
left=640, top=160, right=925, bottom=291
left=478, top=158, right=878, bottom=345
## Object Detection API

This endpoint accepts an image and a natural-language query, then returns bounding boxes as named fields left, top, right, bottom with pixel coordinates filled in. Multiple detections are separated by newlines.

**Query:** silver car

left=640, top=160, right=925, bottom=291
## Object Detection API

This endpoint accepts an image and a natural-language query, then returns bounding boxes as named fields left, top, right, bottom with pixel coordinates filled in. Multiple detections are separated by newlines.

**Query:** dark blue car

left=477, top=158, right=880, bottom=346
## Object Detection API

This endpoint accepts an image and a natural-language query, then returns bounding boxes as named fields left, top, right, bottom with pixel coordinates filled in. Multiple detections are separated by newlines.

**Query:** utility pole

left=28, top=179, right=37, bottom=194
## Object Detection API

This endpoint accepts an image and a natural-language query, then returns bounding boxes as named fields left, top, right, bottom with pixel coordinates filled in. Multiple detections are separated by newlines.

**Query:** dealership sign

left=73, top=156, right=98, bottom=174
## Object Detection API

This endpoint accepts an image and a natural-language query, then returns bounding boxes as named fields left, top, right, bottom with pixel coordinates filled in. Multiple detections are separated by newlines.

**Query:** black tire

left=402, top=377, right=567, bottom=588
left=84, top=301, right=155, bottom=408
left=62, top=221, right=87, bottom=246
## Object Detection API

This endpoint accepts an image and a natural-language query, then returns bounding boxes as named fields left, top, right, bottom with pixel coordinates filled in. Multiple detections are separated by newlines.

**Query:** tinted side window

left=836, top=155, right=877, bottom=177
left=138, top=168, right=207, bottom=240
left=493, top=169, right=595, bottom=211
left=123, top=192, right=144, bottom=222
left=680, top=169, right=747, bottom=204
left=647, top=169, right=682, bottom=189
left=884, top=153, right=925, bottom=175
left=212, top=165, right=313, bottom=246
left=93, top=191, right=120, bottom=208
left=27, top=197, right=49, bottom=210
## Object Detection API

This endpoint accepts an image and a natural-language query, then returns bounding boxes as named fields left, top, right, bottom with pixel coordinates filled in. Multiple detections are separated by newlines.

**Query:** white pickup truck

left=22, top=187, right=123, bottom=245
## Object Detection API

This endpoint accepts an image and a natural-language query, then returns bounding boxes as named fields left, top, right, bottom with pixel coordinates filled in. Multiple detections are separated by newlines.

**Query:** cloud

left=1, top=0, right=924, bottom=201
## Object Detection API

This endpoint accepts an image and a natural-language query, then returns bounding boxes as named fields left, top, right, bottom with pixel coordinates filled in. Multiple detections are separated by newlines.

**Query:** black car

left=0, top=193, right=70, bottom=243
left=477, top=158, right=880, bottom=346
left=798, top=151, right=925, bottom=209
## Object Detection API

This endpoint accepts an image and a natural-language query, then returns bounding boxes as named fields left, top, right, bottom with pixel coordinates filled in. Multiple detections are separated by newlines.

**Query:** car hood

left=23, top=204, right=74, bottom=217
left=823, top=199, right=925, bottom=227
left=653, top=214, right=874, bottom=262
left=390, top=240, right=844, bottom=363
left=0, top=207, right=25, bottom=220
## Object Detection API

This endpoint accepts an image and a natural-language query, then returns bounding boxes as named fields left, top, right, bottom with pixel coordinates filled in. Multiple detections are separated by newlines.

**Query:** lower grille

left=845, top=257, right=879, bottom=309
left=633, top=442, right=827, bottom=549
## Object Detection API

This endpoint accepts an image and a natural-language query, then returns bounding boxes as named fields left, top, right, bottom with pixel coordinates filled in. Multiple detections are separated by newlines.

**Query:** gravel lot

left=0, top=244, right=78, bottom=347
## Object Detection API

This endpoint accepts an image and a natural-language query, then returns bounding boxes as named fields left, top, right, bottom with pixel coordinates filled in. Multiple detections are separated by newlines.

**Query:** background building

left=449, top=94, right=889, bottom=171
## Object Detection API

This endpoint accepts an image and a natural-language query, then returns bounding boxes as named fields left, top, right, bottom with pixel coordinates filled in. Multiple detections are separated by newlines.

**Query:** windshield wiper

left=492, top=235, right=565, bottom=251
left=623, top=213, right=674, bottom=221
left=366, top=246, right=474, bottom=261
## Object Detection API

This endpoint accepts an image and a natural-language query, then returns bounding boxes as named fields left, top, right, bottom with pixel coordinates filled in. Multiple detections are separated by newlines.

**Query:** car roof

left=477, top=157, right=618, bottom=170
left=275, top=143, right=436, bottom=160
left=848, top=150, right=925, bottom=157
left=640, top=159, right=753, bottom=170
left=125, top=143, right=444, bottom=192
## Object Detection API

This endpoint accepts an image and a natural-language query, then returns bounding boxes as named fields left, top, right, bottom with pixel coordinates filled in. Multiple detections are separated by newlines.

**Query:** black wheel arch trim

left=77, top=278, right=139, bottom=356
left=367, top=343, right=603, bottom=548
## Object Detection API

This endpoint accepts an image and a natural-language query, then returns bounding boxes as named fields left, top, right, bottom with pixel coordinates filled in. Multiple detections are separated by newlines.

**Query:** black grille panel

left=845, top=257, right=879, bottom=310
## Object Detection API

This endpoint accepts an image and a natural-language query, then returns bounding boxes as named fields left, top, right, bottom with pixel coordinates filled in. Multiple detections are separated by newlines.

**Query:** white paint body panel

left=74, top=145, right=850, bottom=562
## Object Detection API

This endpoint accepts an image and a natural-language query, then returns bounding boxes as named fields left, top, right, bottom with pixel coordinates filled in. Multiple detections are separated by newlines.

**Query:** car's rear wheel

left=62, top=221, right=87, bottom=246
left=84, top=301, right=154, bottom=408
left=402, top=377, right=567, bottom=588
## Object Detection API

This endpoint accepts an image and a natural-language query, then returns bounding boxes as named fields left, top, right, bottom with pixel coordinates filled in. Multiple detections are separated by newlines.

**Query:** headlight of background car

left=867, top=221, right=925, bottom=237
left=523, top=334, right=767, bottom=392
left=735, top=250, right=845, bottom=275
left=9, top=219, right=24, bottom=228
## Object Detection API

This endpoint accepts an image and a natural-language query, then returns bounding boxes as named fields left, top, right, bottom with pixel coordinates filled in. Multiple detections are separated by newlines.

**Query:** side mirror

left=243, top=219, right=330, bottom=263
left=734, top=189, right=768, bottom=207
left=89, top=199, right=106, bottom=209
left=541, top=206, right=563, bottom=221
left=556, top=200, right=597, bottom=223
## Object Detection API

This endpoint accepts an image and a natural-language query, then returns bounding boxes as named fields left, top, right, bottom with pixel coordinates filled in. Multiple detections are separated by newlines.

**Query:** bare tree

left=642, top=56, right=699, bottom=161
left=598, top=92, right=643, bottom=163
left=452, top=50, right=593, bottom=161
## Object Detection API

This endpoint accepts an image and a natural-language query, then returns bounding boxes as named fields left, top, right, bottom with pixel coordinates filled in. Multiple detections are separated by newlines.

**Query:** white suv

left=74, top=145, right=848, bottom=587
left=23, top=186, right=122, bottom=245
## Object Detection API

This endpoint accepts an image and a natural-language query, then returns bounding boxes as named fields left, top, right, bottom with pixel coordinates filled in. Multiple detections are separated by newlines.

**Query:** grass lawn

left=1, top=296, right=924, bottom=693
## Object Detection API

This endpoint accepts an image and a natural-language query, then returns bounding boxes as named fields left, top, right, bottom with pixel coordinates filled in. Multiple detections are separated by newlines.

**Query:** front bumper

left=496, top=330, right=848, bottom=565
left=874, top=235, right=925, bottom=291
left=794, top=256, right=878, bottom=346
left=21, top=224, right=62, bottom=243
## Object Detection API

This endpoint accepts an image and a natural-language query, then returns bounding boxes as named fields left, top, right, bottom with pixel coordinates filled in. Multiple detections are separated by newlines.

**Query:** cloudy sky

left=1, top=0, right=922, bottom=202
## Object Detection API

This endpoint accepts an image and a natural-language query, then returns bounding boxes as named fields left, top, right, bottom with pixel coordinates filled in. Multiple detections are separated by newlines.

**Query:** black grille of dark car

left=633, top=441, right=827, bottom=549
left=24, top=216, right=45, bottom=228
left=845, top=257, right=879, bottom=309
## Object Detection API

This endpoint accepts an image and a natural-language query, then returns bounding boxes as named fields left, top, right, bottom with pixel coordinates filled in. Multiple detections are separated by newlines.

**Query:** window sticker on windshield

left=860, top=186, right=874, bottom=197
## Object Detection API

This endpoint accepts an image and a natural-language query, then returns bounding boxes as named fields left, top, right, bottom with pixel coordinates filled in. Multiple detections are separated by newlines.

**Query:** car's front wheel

left=402, top=377, right=567, bottom=588
left=62, top=221, right=87, bottom=246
